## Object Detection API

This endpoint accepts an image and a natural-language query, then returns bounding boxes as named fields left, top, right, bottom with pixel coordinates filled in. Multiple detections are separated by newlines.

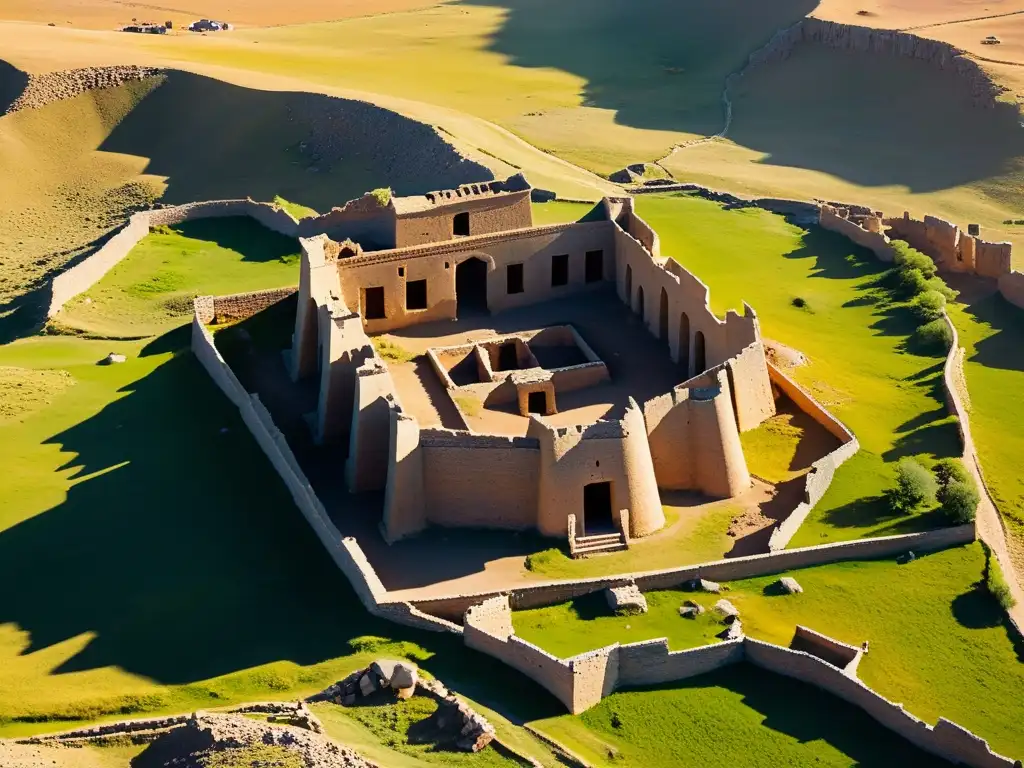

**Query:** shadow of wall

left=728, top=43, right=1024, bottom=193
left=458, top=0, right=816, bottom=137
left=98, top=70, right=493, bottom=212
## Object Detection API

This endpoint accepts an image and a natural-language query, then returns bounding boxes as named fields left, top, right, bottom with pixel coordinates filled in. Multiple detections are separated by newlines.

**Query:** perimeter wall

left=461, top=597, right=1016, bottom=767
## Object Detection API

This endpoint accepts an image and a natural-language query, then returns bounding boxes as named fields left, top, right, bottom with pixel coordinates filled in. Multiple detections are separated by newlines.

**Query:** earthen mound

left=3, top=66, right=162, bottom=115
left=133, top=711, right=376, bottom=768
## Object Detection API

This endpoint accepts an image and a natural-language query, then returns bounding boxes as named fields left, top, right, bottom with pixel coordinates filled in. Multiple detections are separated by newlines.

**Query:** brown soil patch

left=764, top=338, right=808, bottom=369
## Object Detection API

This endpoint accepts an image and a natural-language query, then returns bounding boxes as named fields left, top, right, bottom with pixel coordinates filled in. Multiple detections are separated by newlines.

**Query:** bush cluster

left=887, top=240, right=958, bottom=355
left=888, top=456, right=980, bottom=524
left=888, top=457, right=937, bottom=513
left=982, top=541, right=1017, bottom=610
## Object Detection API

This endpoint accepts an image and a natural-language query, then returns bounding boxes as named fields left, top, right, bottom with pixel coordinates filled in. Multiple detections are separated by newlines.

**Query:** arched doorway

left=679, top=312, right=691, bottom=376
left=694, top=330, right=706, bottom=375
left=456, top=257, right=489, bottom=317
left=625, top=265, right=633, bottom=308
left=637, top=285, right=645, bottom=321
left=659, top=287, right=669, bottom=343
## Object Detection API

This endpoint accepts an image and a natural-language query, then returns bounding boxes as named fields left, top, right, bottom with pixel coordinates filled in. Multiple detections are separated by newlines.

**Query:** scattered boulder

left=678, top=600, right=705, bottom=619
left=358, top=673, right=377, bottom=697
left=688, top=577, right=721, bottom=594
left=606, top=583, right=648, bottom=615
left=718, top=620, right=744, bottom=641
left=778, top=577, right=803, bottom=594
left=714, top=599, right=740, bottom=623
left=898, top=550, right=917, bottom=565
left=100, top=352, right=127, bottom=365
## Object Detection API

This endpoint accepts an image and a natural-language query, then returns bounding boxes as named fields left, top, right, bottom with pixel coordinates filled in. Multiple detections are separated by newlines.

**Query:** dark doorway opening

left=528, top=391, right=547, bottom=414
left=453, top=212, right=470, bottom=237
left=364, top=286, right=386, bottom=320
left=585, top=250, right=603, bottom=283
left=551, top=253, right=569, bottom=287
left=406, top=279, right=427, bottom=310
left=625, top=265, right=633, bottom=307
left=455, top=257, right=488, bottom=317
left=507, top=263, right=524, bottom=294
left=583, top=481, right=615, bottom=533
left=695, top=330, right=707, bottom=374
left=637, top=285, right=645, bottom=319
left=498, top=342, right=519, bottom=371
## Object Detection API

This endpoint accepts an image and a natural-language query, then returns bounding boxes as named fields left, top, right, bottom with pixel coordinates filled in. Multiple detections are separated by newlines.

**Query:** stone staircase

left=572, top=531, right=628, bottom=558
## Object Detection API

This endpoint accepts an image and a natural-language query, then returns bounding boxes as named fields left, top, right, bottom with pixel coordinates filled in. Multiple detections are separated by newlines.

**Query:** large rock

left=714, top=599, right=740, bottom=622
left=678, top=600, right=705, bottom=619
left=358, top=673, right=377, bottom=697
left=370, top=659, right=403, bottom=686
left=389, top=663, right=417, bottom=692
left=689, top=578, right=721, bottom=594
left=718, top=619, right=743, bottom=641
left=778, top=577, right=803, bottom=594
left=606, top=584, right=648, bottom=615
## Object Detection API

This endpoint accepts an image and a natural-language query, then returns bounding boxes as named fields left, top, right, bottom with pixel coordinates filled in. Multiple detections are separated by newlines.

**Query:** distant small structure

left=981, top=35, right=1002, bottom=45
left=121, top=21, right=168, bottom=34
left=188, top=19, right=232, bottom=32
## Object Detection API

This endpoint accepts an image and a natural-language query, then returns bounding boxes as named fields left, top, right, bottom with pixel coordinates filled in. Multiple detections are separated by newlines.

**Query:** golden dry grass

left=0, top=0, right=445, bottom=30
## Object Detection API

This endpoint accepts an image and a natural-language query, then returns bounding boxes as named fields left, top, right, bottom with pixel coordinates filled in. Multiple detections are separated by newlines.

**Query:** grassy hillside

left=0, top=64, right=493, bottom=341
left=518, top=543, right=1024, bottom=761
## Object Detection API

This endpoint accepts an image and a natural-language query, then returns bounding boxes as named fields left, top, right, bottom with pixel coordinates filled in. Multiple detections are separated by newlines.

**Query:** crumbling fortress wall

left=819, top=204, right=1024, bottom=309
left=461, top=596, right=1014, bottom=767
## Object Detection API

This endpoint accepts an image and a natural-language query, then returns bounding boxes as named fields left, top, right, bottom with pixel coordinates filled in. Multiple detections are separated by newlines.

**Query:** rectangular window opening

left=551, top=253, right=569, bottom=287
left=507, top=263, right=525, bottom=294
left=453, top=212, right=470, bottom=237
left=406, top=279, right=428, bottom=310
left=585, top=250, right=604, bottom=283
left=528, top=391, right=547, bottom=414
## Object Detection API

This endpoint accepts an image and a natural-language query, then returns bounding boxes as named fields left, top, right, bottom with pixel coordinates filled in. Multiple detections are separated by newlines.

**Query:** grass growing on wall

left=56, top=217, right=301, bottom=338
left=633, top=193, right=962, bottom=546
left=515, top=543, right=1024, bottom=760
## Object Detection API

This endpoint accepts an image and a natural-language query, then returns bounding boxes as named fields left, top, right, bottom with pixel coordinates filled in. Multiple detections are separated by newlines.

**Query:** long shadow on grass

left=961, top=288, right=1024, bottom=374
left=460, top=0, right=816, bottom=139
left=0, top=60, right=29, bottom=115
left=606, top=665, right=953, bottom=766
left=0, top=334, right=560, bottom=724
left=168, top=219, right=301, bottom=264
left=98, top=70, right=492, bottom=213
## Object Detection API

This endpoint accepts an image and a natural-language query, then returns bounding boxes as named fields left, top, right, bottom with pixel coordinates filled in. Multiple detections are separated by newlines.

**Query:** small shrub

left=151, top=224, right=175, bottom=235
left=610, top=711, right=623, bottom=729
left=791, top=296, right=807, bottom=309
left=912, top=318, right=953, bottom=355
left=373, top=338, right=414, bottom=363
left=934, top=457, right=971, bottom=491
left=370, top=187, right=392, bottom=207
left=927, top=276, right=958, bottom=302
left=892, top=241, right=937, bottom=278
left=983, top=543, right=1018, bottom=610
left=897, top=267, right=930, bottom=298
left=912, top=290, right=946, bottom=322
left=940, top=480, right=979, bottom=524
left=888, top=457, right=937, bottom=513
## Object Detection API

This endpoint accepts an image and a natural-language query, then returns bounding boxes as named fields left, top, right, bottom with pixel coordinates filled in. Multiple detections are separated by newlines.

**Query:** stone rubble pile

left=315, top=661, right=495, bottom=753
left=5, top=66, right=163, bottom=115
left=606, top=583, right=648, bottom=615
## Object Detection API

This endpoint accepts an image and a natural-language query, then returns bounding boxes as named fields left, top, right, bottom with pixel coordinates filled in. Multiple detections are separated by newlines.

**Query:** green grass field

left=0, top=221, right=563, bottom=768
left=57, top=218, right=300, bottom=337
left=950, top=297, right=1024, bottom=556
left=535, top=664, right=955, bottom=768
left=516, top=543, right=1024, bottom=761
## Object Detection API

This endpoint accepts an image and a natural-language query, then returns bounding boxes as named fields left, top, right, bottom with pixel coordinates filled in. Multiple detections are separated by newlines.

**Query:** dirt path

left=901, top=9, right=1024, bottom=32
